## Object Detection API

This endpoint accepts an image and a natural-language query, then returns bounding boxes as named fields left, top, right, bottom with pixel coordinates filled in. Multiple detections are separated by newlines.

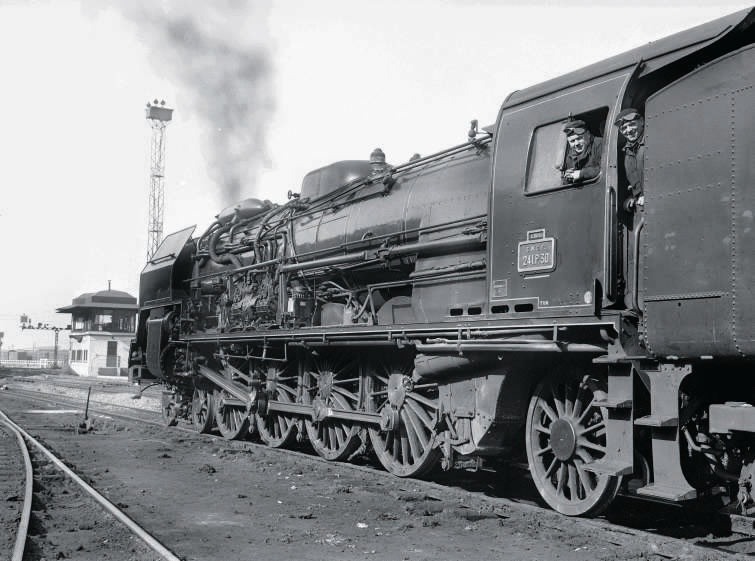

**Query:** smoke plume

left=121, top=1, right=273, bottom=205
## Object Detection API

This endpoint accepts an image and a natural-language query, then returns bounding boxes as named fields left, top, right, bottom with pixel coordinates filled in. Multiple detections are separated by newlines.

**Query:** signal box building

left=56, top=287, right=137, bottom=377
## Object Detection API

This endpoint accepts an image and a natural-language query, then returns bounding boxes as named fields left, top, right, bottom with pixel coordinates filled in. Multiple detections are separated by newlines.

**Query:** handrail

left=604, top=185, right=617, bottom=301
left=633, top=217, right=645, bottom=313
left=148, top=253, right=176, bottom=265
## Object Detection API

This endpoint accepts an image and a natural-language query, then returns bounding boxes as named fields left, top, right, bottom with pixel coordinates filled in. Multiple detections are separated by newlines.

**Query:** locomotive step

left=709, top=402, right=755, bottom=434
left=728, top=513, right=755, bottom=537
left=634, top=415, right=678, bottom=427
left=581, top=460, right=633, bottom=477
left=592, top=398, right=632, bottom=409
left=636, top=483, right=697, bottom=502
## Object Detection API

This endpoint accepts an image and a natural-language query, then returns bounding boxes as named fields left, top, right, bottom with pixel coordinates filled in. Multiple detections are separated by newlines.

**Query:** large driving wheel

left=214, top=390, right=251, bottom=440
left=366, top=354, right=441, bottom=477
left=255, top=364, right=298, bottom=448
left=525, top=371, right=621, bottom=516
left=191, top=387, right=215, bottom=434
left=302, top=354, right=362, bottom=461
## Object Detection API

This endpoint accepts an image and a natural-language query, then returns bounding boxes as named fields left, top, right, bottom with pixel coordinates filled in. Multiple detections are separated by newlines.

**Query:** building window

left=83, top=350, right=88, bottom=361
left=95, top=313, right=113, bottom=331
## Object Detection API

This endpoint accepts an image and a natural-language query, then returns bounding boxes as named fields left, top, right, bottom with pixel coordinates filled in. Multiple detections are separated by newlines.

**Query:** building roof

left=56, top=289, right=138, bottom=313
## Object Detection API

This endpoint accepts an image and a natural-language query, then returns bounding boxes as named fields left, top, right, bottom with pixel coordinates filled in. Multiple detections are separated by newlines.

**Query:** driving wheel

left=366, top=354, right=440, bottom=477
left=301, top=354, right=362, bottom=461
left=256, top=364, right=298, bottom=448
left=191, top=387, right=215, bottom=434
left=525, top=370, right=621, bottom=516
left=214, top=390, right=251, bottom=440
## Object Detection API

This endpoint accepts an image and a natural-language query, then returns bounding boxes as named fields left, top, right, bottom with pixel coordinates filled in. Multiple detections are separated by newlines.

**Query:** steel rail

left=0, top=409, right=182, bottom=561
left=0, top=419, right=33, bottom=561
left=1, top=388, right=164, bottom=426
left=1, top=387, right=749, bottom=558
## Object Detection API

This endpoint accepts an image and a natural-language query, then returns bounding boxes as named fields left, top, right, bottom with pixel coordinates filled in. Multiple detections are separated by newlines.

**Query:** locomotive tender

left=131, top=9, right=755, bottom=518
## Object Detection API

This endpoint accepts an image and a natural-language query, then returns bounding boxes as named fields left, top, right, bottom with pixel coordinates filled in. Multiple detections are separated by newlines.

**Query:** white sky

left=0, top=0, right=750, bottom=349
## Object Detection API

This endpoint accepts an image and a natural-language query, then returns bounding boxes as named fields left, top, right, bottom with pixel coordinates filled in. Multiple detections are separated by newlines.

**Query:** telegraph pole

left=145, top=100, right=174, bottom=260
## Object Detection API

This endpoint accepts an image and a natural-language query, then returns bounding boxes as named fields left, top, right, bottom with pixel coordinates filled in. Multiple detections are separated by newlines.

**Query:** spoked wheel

left=214, top=390, right=251, bottom=440
left=302, top=354, right=362, bottom=461
left=191, top=387, right=215, bottom=434
left=366, top=354, right=441, bottom=477
left=255, top=364, right=298, bottom=448
left=525, top=371, right=621, bottom=516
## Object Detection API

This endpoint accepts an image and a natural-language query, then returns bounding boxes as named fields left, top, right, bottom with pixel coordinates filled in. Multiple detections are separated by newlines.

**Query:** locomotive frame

left=130, top=8, right=755, bottom=519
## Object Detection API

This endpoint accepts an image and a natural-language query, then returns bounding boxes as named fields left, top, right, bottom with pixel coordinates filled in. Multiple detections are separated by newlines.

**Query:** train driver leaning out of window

left=561, top=119, right=603, bottom=184
left=614, top=108, right=646, bottom=209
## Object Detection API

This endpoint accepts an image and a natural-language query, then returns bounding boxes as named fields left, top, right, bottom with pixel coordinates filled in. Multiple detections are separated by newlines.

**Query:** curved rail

left=0, top=409, right=182, bottom=561
left=0, top=419, right=33, bottom=561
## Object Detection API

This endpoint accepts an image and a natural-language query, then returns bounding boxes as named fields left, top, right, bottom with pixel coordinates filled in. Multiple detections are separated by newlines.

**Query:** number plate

left=518, top=237, right=556, bottom=273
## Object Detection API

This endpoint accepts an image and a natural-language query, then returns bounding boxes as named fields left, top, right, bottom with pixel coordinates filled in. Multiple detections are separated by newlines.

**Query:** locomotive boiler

left=130, top=8, right=755, bottom=519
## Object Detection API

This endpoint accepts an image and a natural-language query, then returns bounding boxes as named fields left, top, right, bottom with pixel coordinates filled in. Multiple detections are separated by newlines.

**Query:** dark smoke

left=122, top=2, right=273, bottom=205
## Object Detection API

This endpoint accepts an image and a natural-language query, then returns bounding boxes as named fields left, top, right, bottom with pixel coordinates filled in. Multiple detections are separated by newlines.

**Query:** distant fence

left=0, top=359, right=55, bottom=369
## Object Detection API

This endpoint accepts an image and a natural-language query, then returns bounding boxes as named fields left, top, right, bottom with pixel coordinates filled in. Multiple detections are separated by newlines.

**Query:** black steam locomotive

left=130, top=9, right=755, bottom=518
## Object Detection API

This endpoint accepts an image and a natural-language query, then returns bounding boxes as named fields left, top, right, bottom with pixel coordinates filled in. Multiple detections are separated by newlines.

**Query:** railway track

left=4, top=386, right=161, bottom=425
left=2, top=385, right=754, bottom=559
left=0, top=418, right=32, bottom=561
left=0, top=407, right=181, bottom=561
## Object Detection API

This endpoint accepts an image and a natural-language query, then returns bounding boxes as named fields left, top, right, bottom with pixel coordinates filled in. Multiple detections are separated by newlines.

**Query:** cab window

left=525, top=107, right=608, bottom=194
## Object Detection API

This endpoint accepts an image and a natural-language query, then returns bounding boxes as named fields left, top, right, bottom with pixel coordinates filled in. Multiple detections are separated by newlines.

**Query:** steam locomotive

left=130, top=9, right=755, bottom=518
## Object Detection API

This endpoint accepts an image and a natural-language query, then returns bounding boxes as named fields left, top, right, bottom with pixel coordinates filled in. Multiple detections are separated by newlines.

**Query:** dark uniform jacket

left=623, top=135, right=645, bottom=196
left=564, top=136, right=603, bottom=181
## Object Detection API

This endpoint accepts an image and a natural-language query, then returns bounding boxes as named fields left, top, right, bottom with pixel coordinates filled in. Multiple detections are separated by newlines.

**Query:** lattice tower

left=145, top=100, right=174, bottom=260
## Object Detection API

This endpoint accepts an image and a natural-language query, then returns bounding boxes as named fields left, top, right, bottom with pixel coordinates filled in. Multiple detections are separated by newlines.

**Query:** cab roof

left=502, top=7, right=755, bottom=109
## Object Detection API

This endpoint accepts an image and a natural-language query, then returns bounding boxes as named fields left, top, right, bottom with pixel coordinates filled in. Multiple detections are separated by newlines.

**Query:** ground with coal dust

left=0, top=368, right=745, bottom=561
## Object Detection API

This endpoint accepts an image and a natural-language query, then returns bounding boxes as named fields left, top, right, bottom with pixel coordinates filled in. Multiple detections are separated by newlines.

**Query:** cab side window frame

left=523, top=106, right=609, bottom=195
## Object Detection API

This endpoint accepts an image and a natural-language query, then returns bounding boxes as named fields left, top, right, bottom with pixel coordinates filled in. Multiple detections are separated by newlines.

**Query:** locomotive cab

left=490, top=81, right=622, bottom=315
